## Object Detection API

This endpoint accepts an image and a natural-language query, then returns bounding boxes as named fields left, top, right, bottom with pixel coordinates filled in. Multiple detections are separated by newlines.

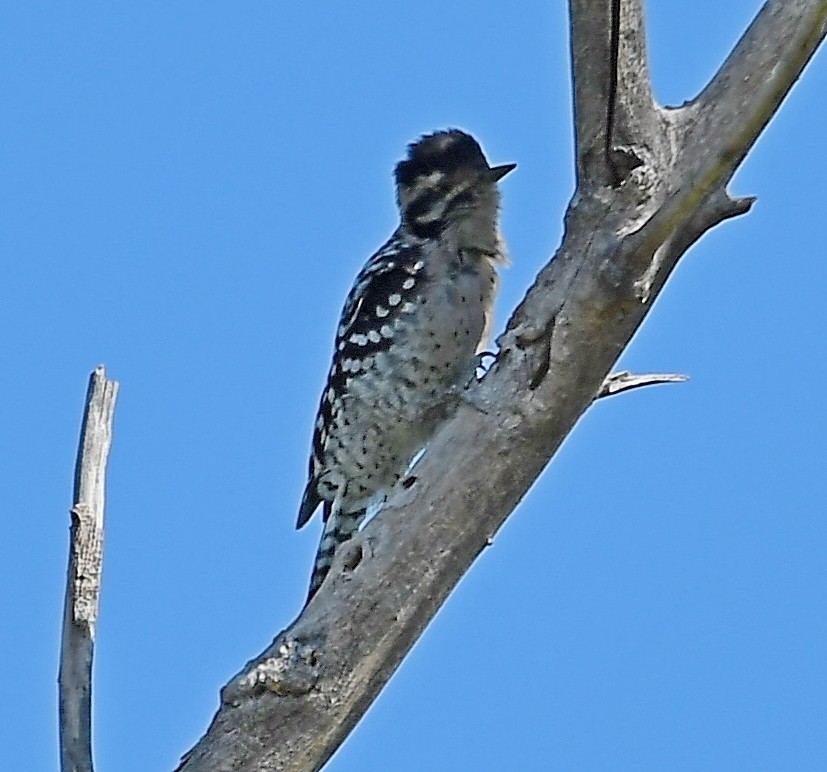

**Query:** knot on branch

left=609, top=145, right=644, bottom=183
left=224, top=639, right=320, bottom=704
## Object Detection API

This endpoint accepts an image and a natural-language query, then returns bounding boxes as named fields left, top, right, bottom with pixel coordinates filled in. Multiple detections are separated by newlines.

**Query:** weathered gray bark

left=59, top=367, right=119, bottom=772
left=175, top=1, right=827, bottom=770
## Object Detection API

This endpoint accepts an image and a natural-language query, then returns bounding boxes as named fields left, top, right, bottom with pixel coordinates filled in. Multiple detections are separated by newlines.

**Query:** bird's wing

left=295, top=237, right=427, bottom=529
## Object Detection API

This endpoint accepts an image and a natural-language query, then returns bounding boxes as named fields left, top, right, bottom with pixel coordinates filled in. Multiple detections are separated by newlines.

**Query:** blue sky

left=2, top=2, right=826, bottom=770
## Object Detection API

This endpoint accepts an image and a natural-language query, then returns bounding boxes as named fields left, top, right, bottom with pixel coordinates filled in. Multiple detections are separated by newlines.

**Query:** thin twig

left=597, top=370, right=689, bottom=399
left=59, top=367, right=119, bottom=772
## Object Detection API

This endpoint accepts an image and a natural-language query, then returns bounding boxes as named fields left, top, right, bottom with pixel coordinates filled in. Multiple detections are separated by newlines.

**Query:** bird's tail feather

left=306, top=508, right=365, bottom=602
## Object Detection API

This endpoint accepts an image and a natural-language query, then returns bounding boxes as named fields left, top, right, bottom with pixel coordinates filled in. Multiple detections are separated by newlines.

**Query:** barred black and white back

left=297, top=129, right=514, bottom=601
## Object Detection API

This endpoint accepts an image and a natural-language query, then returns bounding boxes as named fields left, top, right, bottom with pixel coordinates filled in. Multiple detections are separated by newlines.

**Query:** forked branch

left=175, top=2, right=826, bottom=770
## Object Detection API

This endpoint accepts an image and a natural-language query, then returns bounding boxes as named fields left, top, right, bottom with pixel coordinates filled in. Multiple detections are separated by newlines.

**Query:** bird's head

left=395, top=129, right=515, bottom=241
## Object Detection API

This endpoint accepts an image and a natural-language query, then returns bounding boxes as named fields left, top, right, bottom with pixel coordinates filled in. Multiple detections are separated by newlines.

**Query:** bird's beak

left=488, top=163, right=517, bottom=182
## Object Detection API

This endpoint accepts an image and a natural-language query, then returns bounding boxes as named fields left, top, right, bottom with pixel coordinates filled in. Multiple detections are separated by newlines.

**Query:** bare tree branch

left=176, top=2, right=826, bottom=770
left=59, top=367, right=119, bottom=772
left=570, top=0, right=655, bottom=188
left=569, top=0, right=619, bottom=187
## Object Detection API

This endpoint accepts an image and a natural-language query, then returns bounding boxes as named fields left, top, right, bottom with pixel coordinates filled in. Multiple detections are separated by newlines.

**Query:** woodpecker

left=297, top=129, right=514, bottom=601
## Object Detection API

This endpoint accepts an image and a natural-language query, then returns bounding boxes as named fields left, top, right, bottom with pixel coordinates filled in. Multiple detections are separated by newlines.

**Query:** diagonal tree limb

left=59, top=367, right=119, bottom=772
left=688, top=0, right=827, bottom=174
left=176, top=3, right=826, bottom=770
left=628, top=0, right=827, bottom=300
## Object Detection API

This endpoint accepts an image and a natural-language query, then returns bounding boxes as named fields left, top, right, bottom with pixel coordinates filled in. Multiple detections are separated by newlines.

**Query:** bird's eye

left=448, top=188, right=476, bottom=212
